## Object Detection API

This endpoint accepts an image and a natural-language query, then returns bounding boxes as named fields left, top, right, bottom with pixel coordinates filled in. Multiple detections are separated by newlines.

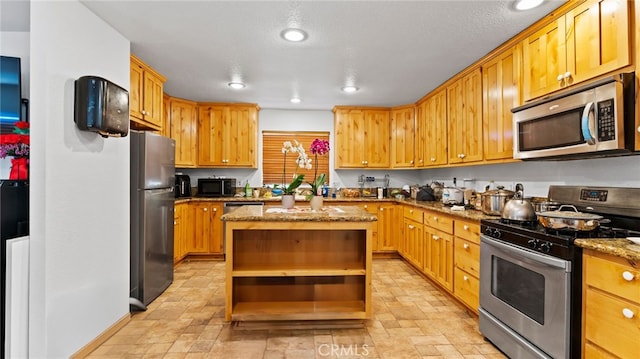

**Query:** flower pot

left=310, top=196, right=323, bottom=211
left=281, top=194, right=295, bottom=209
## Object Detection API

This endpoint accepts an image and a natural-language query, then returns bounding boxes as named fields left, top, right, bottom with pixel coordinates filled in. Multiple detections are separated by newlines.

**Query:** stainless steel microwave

left=512, top=72, right=635, bottom=160
left=197, top=178, right=236, bottom=197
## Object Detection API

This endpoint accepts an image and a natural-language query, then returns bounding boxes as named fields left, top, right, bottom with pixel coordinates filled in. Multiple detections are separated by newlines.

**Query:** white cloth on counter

left=450, top=205, right=466, bottom=211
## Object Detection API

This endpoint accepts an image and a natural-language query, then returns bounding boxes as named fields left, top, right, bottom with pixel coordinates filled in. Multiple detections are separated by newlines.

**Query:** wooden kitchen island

left=220, top=205, right=376, bottom=322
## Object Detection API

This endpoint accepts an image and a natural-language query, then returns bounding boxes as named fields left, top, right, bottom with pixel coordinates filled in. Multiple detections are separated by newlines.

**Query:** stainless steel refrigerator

left=130, top=130, right=175, bottom=311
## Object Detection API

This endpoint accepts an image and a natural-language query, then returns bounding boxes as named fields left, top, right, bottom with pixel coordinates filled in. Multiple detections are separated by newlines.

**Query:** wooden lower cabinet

left=403, top=218, right=424, bottom=269
left=423, top=211, right=454, bottom=292
left=173, top=203, right=188, bottom=263
left=453, top=219, right=481, bottom=312
left=179, top=201, right=224, bottom=258
left=377, top=203, right=400, bottom=252
left=583, top=249, right=640, bottom=358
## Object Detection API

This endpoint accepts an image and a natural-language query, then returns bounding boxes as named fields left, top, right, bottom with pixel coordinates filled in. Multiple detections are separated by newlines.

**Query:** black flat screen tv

left=0, top=56, right=22, bottom=133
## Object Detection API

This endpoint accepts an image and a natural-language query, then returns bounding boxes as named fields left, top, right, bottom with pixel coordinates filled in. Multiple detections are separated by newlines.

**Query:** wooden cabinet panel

left=188, top=202, right=223, bottom=255
left=423, top=211, right=453, bottom=234
left=482, top=45, right=521, bottom=161
left=454, top=238, right=480, bottom=277
left=129, top=55, right=166, bottom=131
left=424, top=227, right=453, bottom=291
left=168, top=97, right=198, bottom=167
left=454, top=220, right=480, bottom=244
left=403, top=219, right=423, bottom=269
left=197, top=104, right=258, bottom=168
left=377, top=203, right=400, bottom=252
left=523, top=0, right=630, bottom=101
left=359, top=203, right=379, bottom=250
left=404, top=206, right=423, bottom=223
left=334, top=107, right=390, bottom=168
left=390, top=106, right=416, bottom=168
left=584, top=289, right=640, bottom=359
left=364, top=109, right=391, bottom=168
left=447, top=68, right=483, bottom=164
left=454, top=267, right=479, bottom=311
left=174, top=203, right=187, bottom=263
left=585, top=253, right=640, bottom=303
left=583, top=249, right=640, bottom=358
left=419, top=89, right=448, bottom=167
left=565, top=0, right=630, bottom=86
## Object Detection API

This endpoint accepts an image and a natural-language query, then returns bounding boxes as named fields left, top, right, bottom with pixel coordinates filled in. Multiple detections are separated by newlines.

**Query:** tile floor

left=87, top=259, right=506, bottom=358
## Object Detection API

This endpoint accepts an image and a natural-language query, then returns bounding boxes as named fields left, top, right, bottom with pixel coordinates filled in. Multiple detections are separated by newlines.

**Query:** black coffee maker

left=175, top=174, right=192, bottom=198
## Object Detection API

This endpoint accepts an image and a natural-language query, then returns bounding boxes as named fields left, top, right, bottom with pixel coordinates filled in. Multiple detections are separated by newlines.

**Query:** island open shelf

left=221, top=205, right=376, bottom=322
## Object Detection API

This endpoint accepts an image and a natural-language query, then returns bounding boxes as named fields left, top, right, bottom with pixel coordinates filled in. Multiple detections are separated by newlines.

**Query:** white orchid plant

left=281, top=140, right=312, bottom=195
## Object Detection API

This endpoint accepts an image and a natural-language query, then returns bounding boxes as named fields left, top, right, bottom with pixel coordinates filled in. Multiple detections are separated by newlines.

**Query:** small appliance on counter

left=175, top=174, right=192, bottom=198
left=197, top=178, right=236, bottom=197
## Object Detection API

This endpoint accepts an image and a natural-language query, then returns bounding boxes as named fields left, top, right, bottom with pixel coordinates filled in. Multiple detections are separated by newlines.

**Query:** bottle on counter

left=245, top=180, right=251, bottom=197
left=322, top=183, right=329, bottom=197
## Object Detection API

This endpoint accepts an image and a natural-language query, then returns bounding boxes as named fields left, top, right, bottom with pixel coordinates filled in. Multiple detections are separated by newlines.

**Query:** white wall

left=0, top=31, right=30, bottom=178
left=29, top=1, right=130, bottom=357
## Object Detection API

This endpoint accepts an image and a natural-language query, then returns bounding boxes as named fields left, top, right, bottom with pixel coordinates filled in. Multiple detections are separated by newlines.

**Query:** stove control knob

left=539, top=242, right=552, bottom=253
left=484, top=227, right=494, bottom=236
left=493, top=229, right=502, bottom=239
left=527, top=239, right=538, bottom=249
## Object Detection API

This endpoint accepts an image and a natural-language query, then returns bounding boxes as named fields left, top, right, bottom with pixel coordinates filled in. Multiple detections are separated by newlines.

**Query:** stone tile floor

left=87, top=259, right=506, bottom=358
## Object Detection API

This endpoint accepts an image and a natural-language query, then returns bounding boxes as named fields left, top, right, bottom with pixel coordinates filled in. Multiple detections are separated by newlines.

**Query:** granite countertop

left=220, top=205, right=378, bottom=222
left=574, top=238, right=640, bottom=262
left=176, top=196, right=499, bottom=221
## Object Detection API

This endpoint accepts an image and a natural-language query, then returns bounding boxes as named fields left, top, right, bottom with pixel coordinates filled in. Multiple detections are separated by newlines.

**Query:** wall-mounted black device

left=74, top=75, right=129, bottom=138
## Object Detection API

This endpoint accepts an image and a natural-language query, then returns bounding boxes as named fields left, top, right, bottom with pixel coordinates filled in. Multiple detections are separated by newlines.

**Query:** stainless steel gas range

left=479, top=185, right=640, bottom=359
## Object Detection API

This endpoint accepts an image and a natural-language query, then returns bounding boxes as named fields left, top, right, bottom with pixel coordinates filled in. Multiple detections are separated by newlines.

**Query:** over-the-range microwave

left=511, top=72, right=636, bottom=160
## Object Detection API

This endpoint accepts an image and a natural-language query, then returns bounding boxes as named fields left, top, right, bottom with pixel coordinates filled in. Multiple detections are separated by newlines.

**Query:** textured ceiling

left=8, top=0, right=566, bottom=110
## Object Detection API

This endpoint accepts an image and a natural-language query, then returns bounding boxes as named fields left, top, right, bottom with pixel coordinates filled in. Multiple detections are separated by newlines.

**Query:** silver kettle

left=501, top=183, right=537, bottom=221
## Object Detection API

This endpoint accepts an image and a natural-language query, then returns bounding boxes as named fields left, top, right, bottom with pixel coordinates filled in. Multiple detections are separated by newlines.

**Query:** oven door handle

left=481, top=235, right=571, bottom=271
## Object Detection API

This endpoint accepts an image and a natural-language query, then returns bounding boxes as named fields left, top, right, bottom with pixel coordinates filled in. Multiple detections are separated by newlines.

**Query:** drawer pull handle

left=380, top=208, right=384, bottom=212
left=463, top=243, right=469, bottom=249
left=213, top=208, right=217, bottom=212
left=364, top=205, right=368, bottom=209
left=622, top=308, right=635, bottom=319
left=409, top=210, right=413, bottom=214
left=433, top=216, right=438, bottom=221
left=463, top=225, right=469, bottom=230
left=463, top=275, right=468, bottom=281
left=622, top=271, right=635, bottom=281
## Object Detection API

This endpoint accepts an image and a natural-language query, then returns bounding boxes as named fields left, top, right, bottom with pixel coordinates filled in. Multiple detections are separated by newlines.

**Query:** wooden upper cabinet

left=482, top=44, right=521, bottom=161
left=334, top=107, right=390, bottom=168
left=523, top=0, right=630, bottom=101
left=447, top=68, right=483, bottom=164
left=418, top=89, right=448, bottom=167
left=168, top=97, right=198, bottom=167
left=130, top=55, right=166, bottom=131
left=197, top=103, right=258, bottom=168
left=390, top=105, right=415, bottom=168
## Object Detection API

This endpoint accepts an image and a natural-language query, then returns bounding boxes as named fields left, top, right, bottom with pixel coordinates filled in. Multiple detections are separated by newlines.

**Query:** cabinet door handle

left=174, top=221, right=177, bottom=225
left=622, top=308, right=635, bottom=319
left=564, top=71, right=571, bottom=79
left=213, top=208, right=217, bottom=212
left=557, top=74, right=564, bottom=81
left=432, top=235, right=439, bottom=241
left=463, top=243, right=469, bottom=249
left=363, top=205, right=368, bottom=209
left=409, top=209, right=413, bottom=214
left=430, top=157, right=436, bottom=162
left=203, top=208, right=207, bottom=211
left=463, top=275, right=468, bottom=281
left=380, top=208, right=384, bottom=212
left=463, top=225, right=469, bottom=230
left=408, top=224, right=415, bottom=230
left=410, top=160, right=414, bottom=164
left=433, top=216, right=438, bottom=221
left=622, top=271, right=636, bottom=281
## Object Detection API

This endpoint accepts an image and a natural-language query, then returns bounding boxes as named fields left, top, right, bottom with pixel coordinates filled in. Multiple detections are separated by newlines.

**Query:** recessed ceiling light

left=341, top=86, right=359, bottom=93
left=228, top=82, right=245, bottom=89
left=290, top=97, right=302, bottom=103
left=514, top=0, right=544, bottom=11
left=281, top=28, right=308, bottom=42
